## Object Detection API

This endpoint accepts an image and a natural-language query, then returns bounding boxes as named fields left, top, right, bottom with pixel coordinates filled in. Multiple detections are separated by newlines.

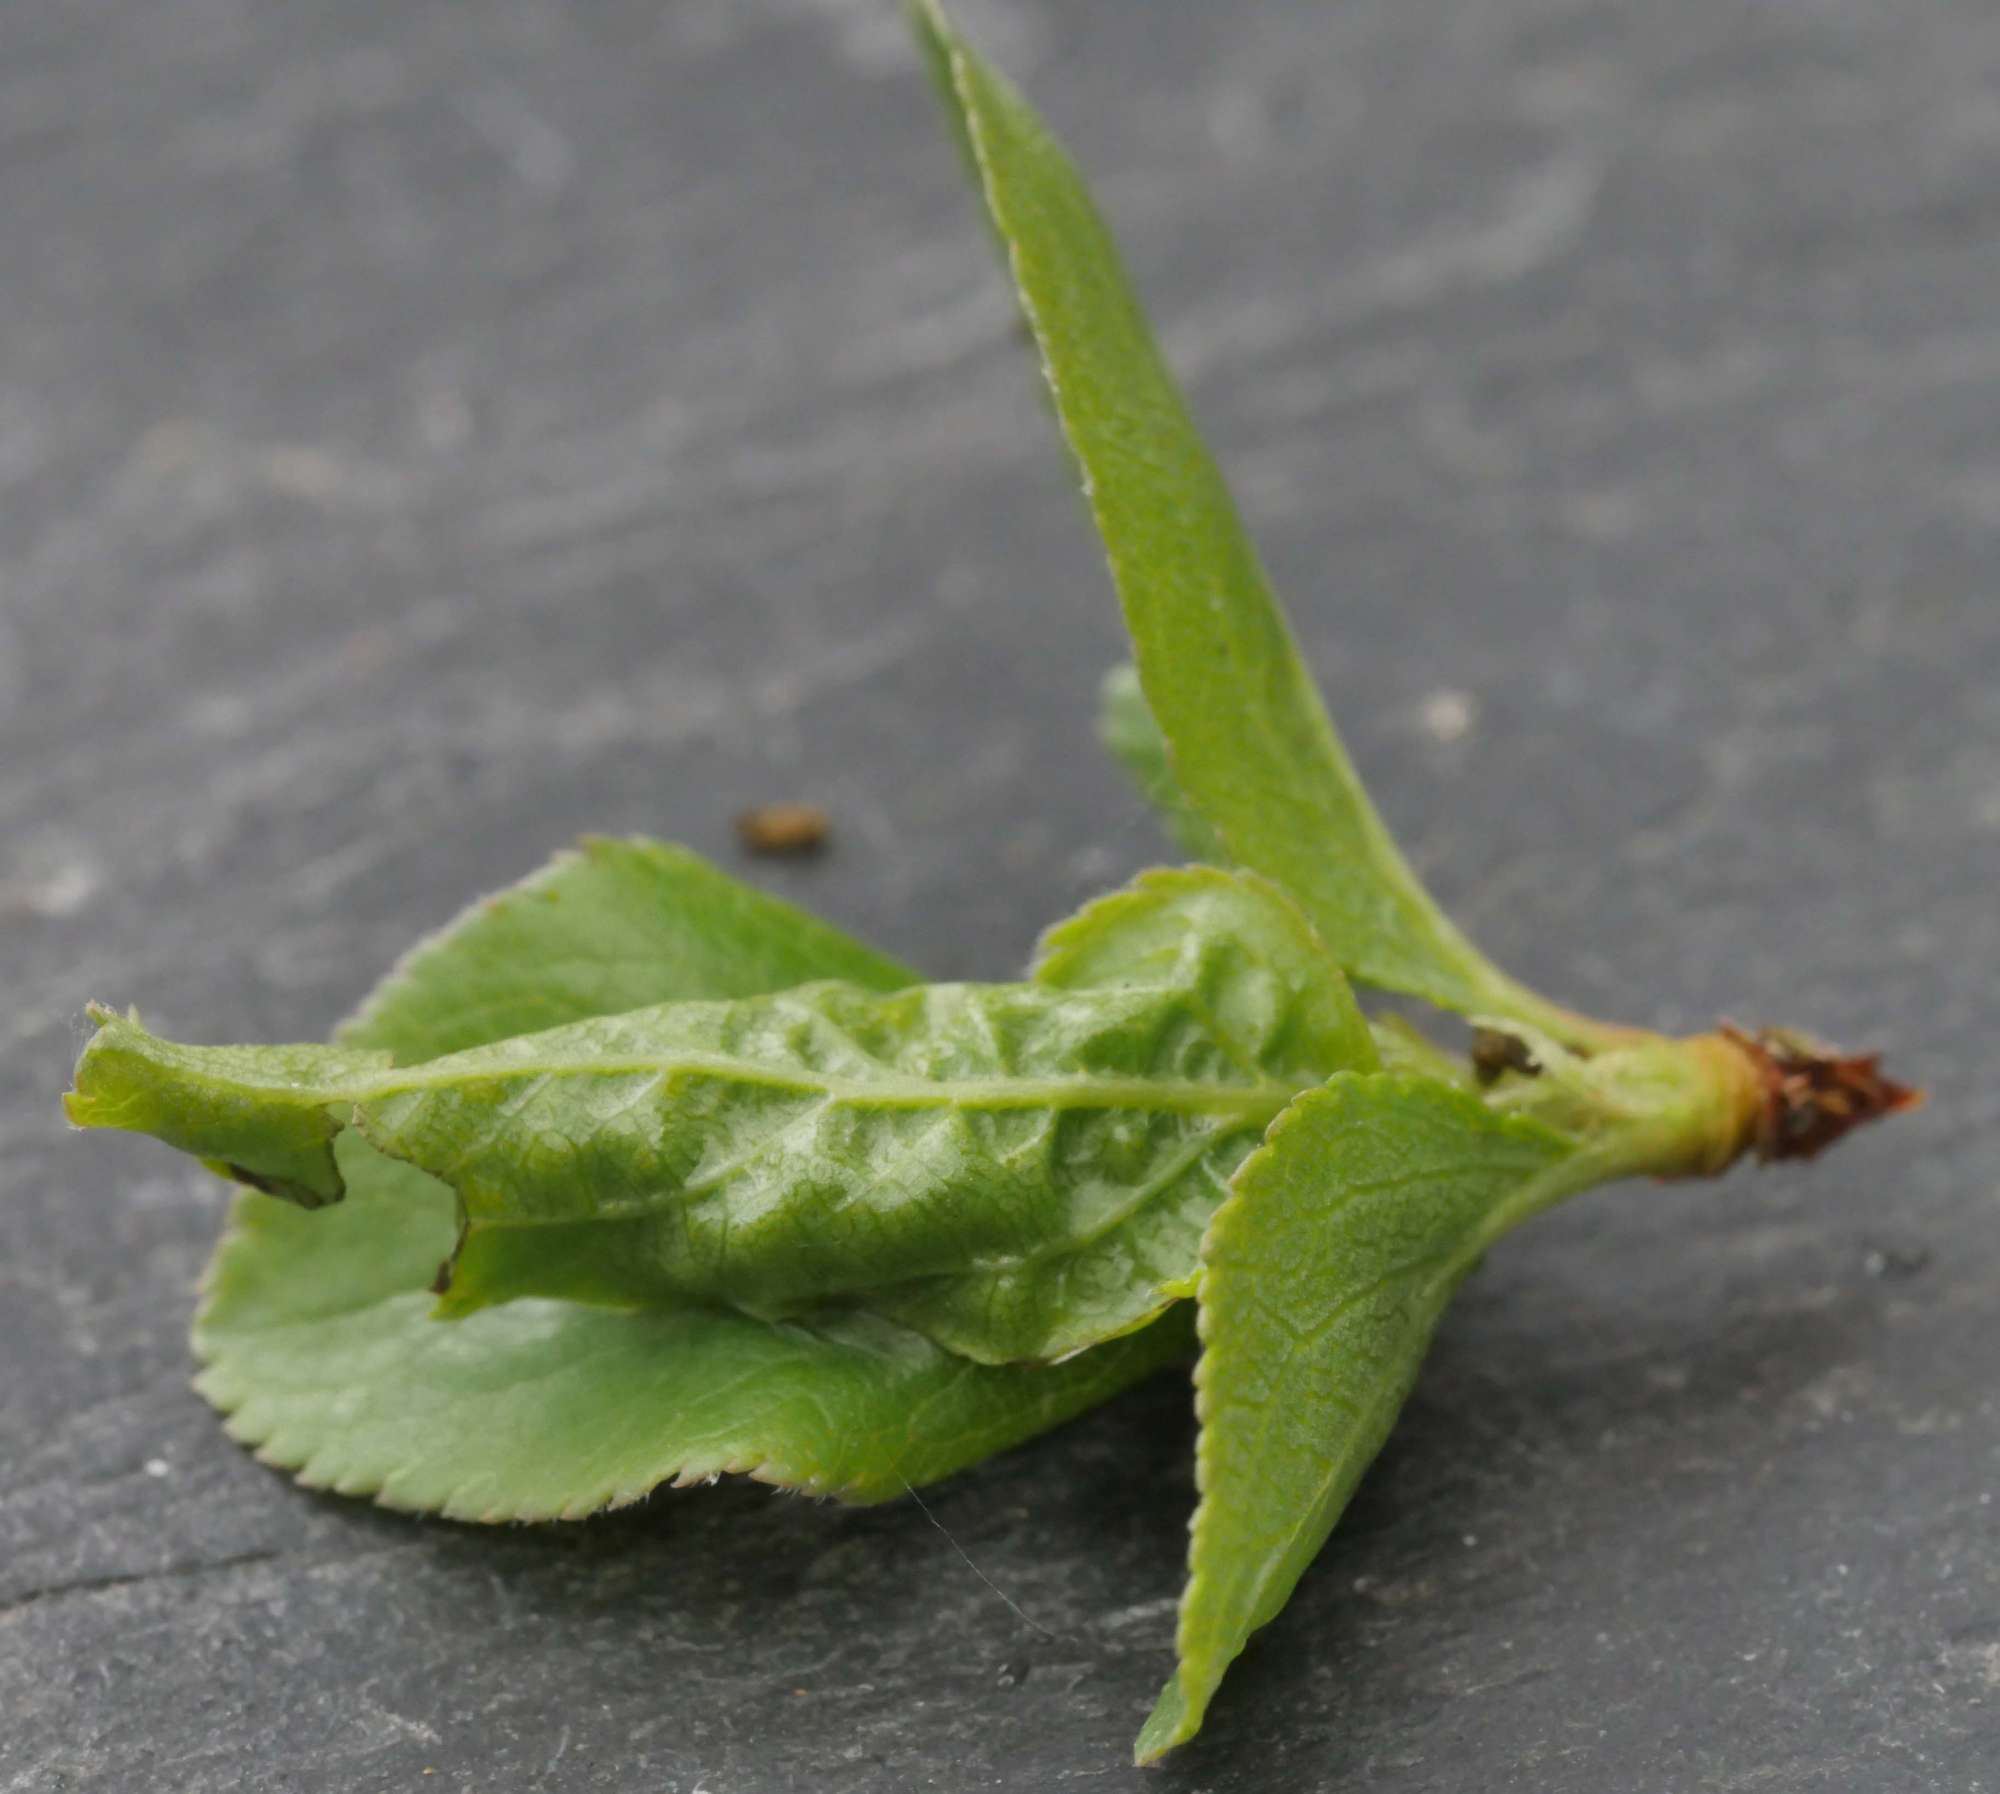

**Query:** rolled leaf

left=73, top=870, right=1371, bottom=1364
left=189, top=839, right=1191, bottom=1513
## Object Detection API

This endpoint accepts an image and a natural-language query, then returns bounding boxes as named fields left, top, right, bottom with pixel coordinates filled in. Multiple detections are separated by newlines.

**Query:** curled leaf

left=188, top=839, right=1193, bottom=1513
left=73, top=870, right=1370, bottom=1365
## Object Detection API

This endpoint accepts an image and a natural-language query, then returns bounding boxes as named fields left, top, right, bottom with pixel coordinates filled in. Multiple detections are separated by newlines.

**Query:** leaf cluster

left=63, top=3, right=1897, bottom=1763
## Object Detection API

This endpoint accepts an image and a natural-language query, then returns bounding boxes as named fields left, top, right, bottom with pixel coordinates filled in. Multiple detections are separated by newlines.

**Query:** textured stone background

left=4, top=1, right=1997, bottom=1789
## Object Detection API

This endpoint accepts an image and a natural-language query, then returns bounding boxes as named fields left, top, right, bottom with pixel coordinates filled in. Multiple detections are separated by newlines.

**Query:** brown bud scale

left=1718, top=1024, right=1923, bottom=1163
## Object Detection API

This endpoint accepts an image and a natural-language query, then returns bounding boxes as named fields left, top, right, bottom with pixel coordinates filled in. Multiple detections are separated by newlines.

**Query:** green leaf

left=196, top=1128, right=1193, bottom=1516
left=64, top=1021, right=385, bottom=1209
left=1134, top=1074, right=1573, bottom=1762
left=1096, top=665, right=1230, bottom=863
left=1032, top=864, right=1371, bottom=1060
left=187, top=840, right=1190, bottom=1514
left=73, top=870, right=1371, bottom=1365
left=339, top=834, right=916, bottom=1060
left=910, top=3, right=1587, bottom=1038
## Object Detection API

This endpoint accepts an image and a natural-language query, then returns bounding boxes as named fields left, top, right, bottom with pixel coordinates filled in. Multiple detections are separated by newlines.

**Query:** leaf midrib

left=348, top=1055, right=1304, bottom=1120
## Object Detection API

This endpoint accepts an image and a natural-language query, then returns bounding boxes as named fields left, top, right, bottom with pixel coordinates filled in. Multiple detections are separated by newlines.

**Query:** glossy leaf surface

left=73, top=871, right=1370, bottom=1364
left=184, top=841, right=1191, bottom=1513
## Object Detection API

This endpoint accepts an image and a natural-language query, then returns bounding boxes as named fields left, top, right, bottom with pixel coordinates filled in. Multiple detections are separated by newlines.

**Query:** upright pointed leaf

left=911, top=3, right=1582, bottom=1036
left=186, top=840, right=1189, bottom=1515
left=1135, top=1074, right=1573, bottom=1761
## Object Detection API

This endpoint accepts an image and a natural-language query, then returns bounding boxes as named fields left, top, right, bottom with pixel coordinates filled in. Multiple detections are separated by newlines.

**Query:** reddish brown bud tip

left=1718, top=1025, right=1924, bottom=1163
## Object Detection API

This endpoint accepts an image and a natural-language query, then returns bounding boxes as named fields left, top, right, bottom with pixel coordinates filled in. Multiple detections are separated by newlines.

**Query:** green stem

left=1458, top=963, right=1651, bottom=1057
left=1481, top=1028, right=1766, bottom=1245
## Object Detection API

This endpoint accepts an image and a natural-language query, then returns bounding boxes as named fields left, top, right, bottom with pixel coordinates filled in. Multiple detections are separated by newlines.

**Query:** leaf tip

left=1132, top=1673, right=1196, bottom=1766
left=64, top=1002, right=133, bottom=1128
left=904, top=0, right=961, bottom=78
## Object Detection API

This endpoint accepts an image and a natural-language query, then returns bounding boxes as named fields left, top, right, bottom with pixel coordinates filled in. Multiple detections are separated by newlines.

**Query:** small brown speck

left=1470, top=1027, right=1540, bottom=1085
left=737, top=802, right=830, bottom=857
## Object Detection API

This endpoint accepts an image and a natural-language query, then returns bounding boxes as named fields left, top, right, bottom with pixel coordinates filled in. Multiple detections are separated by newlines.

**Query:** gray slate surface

left=4, top=1, right=1997, bottom=1789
